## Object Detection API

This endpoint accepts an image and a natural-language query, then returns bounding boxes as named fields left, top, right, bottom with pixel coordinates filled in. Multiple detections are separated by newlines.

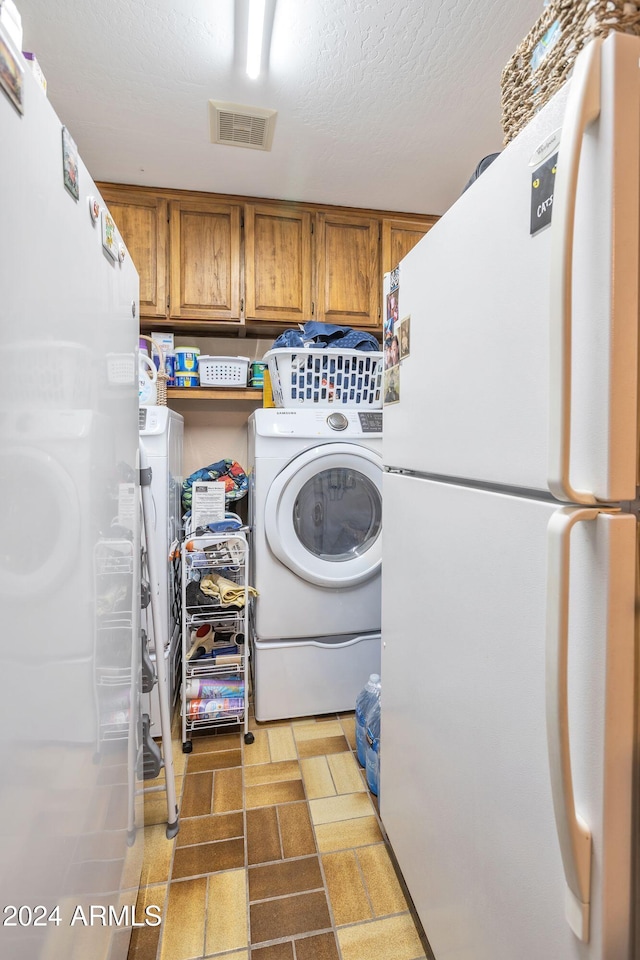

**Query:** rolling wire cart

left=181, top=522, right=255, bottom=752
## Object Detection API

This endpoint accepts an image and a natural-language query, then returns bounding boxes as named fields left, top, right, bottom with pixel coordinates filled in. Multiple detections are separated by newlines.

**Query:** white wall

left=168, top=335, right=272, bottom=476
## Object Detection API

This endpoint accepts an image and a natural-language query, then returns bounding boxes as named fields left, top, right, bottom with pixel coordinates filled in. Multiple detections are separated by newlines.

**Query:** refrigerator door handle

left=546, top=505, right=615, bottom=941
left=548, top=37, right=602, bottom=504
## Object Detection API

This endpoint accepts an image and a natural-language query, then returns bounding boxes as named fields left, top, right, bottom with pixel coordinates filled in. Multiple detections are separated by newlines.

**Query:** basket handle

left=139, top=334, right=166, bottom=375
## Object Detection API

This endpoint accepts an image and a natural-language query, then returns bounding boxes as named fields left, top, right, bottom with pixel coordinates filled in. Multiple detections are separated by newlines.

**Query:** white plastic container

left=198, top=355, right=249, bottom=387
left=264, top=348, right=383, bottom=408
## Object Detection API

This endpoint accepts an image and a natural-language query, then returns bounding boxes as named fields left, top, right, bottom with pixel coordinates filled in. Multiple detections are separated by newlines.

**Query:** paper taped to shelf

left=191, top=480, right=226, bottom=528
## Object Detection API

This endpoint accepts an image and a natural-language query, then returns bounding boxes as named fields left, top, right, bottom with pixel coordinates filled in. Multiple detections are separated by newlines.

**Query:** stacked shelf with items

left=181, top=531, right=255, bottom=751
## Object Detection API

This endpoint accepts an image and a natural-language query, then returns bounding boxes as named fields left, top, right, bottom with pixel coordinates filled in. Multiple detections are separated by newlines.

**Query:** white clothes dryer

left=248, top=407, right=382, bottom=720
left=139, top=404, right=184, bottom=729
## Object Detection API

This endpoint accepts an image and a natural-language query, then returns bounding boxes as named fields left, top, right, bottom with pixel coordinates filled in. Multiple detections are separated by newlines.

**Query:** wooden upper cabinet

left=97, top=183, right=437, bottom=334
left=100, top=189, right=168, bottom=318
left=244, top=204, right=312, bottom=323
left=381, top=216, right=438, bottom=274
left=314, top=212, right=380, bottom=328
left=169, top=200, right=241, bottom=321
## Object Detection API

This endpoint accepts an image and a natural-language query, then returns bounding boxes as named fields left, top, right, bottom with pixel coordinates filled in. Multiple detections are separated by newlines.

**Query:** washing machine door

left=265, top=442, right=382, bottom=587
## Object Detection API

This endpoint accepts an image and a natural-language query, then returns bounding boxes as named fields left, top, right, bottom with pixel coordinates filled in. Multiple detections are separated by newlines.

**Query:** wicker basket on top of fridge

left=501, top=1, right=640, bottom=145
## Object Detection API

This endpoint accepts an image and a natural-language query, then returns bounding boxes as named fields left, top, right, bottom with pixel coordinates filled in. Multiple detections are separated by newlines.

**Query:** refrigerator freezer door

left=383, top=33, right=640, bottom=502
left=380, top=472, right=636, bottom=960
left=0, top=37, right=142, bottom=960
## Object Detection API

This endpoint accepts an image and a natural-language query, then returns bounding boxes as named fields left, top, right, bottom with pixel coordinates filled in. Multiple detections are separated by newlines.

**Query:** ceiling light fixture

left=246, top=0, right=266, bottom=79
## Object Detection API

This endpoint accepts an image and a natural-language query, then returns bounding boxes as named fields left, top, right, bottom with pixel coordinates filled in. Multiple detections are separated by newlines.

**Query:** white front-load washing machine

left=248, top=407, right=382, bottom=720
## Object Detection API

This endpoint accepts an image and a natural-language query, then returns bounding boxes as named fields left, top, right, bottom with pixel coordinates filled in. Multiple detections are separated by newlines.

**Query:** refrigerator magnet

left=101, top=210, right=118, bottom=260
left=61, top=126, right=79, bottom=200
left=530, top=152, right=557, bottom=236
left=386, top=289, right=399, bottom=339
left=385, top=333, right=400, bottom=371
left=398, top=315, right=411, bottom=360
left=0, top=27, right=24, bottom=115
left=384, top=365, right=400, bottom=405
left=88, top=195, right=100, bottom=223
left=118, top=243, right=126, bottom=263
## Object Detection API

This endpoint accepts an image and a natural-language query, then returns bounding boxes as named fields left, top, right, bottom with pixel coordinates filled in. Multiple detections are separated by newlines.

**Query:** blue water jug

left=355, top=673, right=381, bottom=767
left=365, top=698, right=381, bottom=796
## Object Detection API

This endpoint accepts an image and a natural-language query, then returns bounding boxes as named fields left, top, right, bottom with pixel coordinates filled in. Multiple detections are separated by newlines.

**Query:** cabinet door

left=100, top=189, right=168, bottom=318
left=169, top=200, right=241, bottom=321
left=315, top=212, right=380, bottom=328
left=244, top=203, right=312, bottom=323
left=381, top=216, right=437, bottom=274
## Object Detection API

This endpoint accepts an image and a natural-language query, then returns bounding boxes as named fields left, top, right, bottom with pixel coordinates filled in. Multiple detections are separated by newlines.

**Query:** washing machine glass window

left=264, top=442, right=382, bottom=588
left=293, top=469, right=381, bottom=562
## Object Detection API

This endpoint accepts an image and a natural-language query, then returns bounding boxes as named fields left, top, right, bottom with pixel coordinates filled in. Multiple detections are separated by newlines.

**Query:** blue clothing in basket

left=272, top=321, right=379, bottom=352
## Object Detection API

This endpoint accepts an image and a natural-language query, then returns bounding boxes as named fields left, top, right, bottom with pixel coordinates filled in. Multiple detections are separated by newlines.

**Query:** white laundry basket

left=198, top=356, right=249, bottom=387
left=264, top=348, right=383, bottom=408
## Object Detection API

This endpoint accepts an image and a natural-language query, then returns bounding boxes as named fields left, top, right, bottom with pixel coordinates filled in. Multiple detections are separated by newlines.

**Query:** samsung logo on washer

left=276, top=411, right=296, bottom=415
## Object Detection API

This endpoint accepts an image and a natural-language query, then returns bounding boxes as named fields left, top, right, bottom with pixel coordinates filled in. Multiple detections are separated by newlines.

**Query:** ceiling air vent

left=209, top=101, right=277, bottom=151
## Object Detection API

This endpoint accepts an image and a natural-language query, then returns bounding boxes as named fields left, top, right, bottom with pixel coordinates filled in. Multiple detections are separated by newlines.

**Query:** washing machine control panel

left=358, top=411, right=383, bottom=433
left=326, top=412, right=349, bottom=431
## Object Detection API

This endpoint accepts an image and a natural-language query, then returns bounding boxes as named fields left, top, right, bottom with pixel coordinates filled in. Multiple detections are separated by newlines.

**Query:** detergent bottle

left=139, top=351, right=157, bottom=405
left=355, top=673, right=381, bottom=767
left=365, top=696, right=381, bottom=796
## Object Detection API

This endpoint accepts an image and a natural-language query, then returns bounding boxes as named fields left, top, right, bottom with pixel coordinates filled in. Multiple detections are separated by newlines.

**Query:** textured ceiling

left=15, top=0, right=544, bottom=215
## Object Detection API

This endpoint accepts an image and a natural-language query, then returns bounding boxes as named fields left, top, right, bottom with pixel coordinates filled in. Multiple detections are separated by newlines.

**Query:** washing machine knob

left=327, top=412, right=348, bottom=431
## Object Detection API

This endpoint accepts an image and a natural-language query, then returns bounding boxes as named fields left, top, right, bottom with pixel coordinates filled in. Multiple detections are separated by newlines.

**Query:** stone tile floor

left=128, top=710, right=427, bottom=960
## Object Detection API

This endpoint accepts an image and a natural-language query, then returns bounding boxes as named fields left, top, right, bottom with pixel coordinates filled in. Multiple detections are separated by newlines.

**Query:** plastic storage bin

left=198, top=356, right=250, bottom=387
left=264, top=348, right=383, bottom=408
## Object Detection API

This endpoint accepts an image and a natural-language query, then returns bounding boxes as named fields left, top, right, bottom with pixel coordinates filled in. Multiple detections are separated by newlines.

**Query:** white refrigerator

left=0, top=22, right=142, bottom=960
left=381, top=33, right=638, bottom=960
